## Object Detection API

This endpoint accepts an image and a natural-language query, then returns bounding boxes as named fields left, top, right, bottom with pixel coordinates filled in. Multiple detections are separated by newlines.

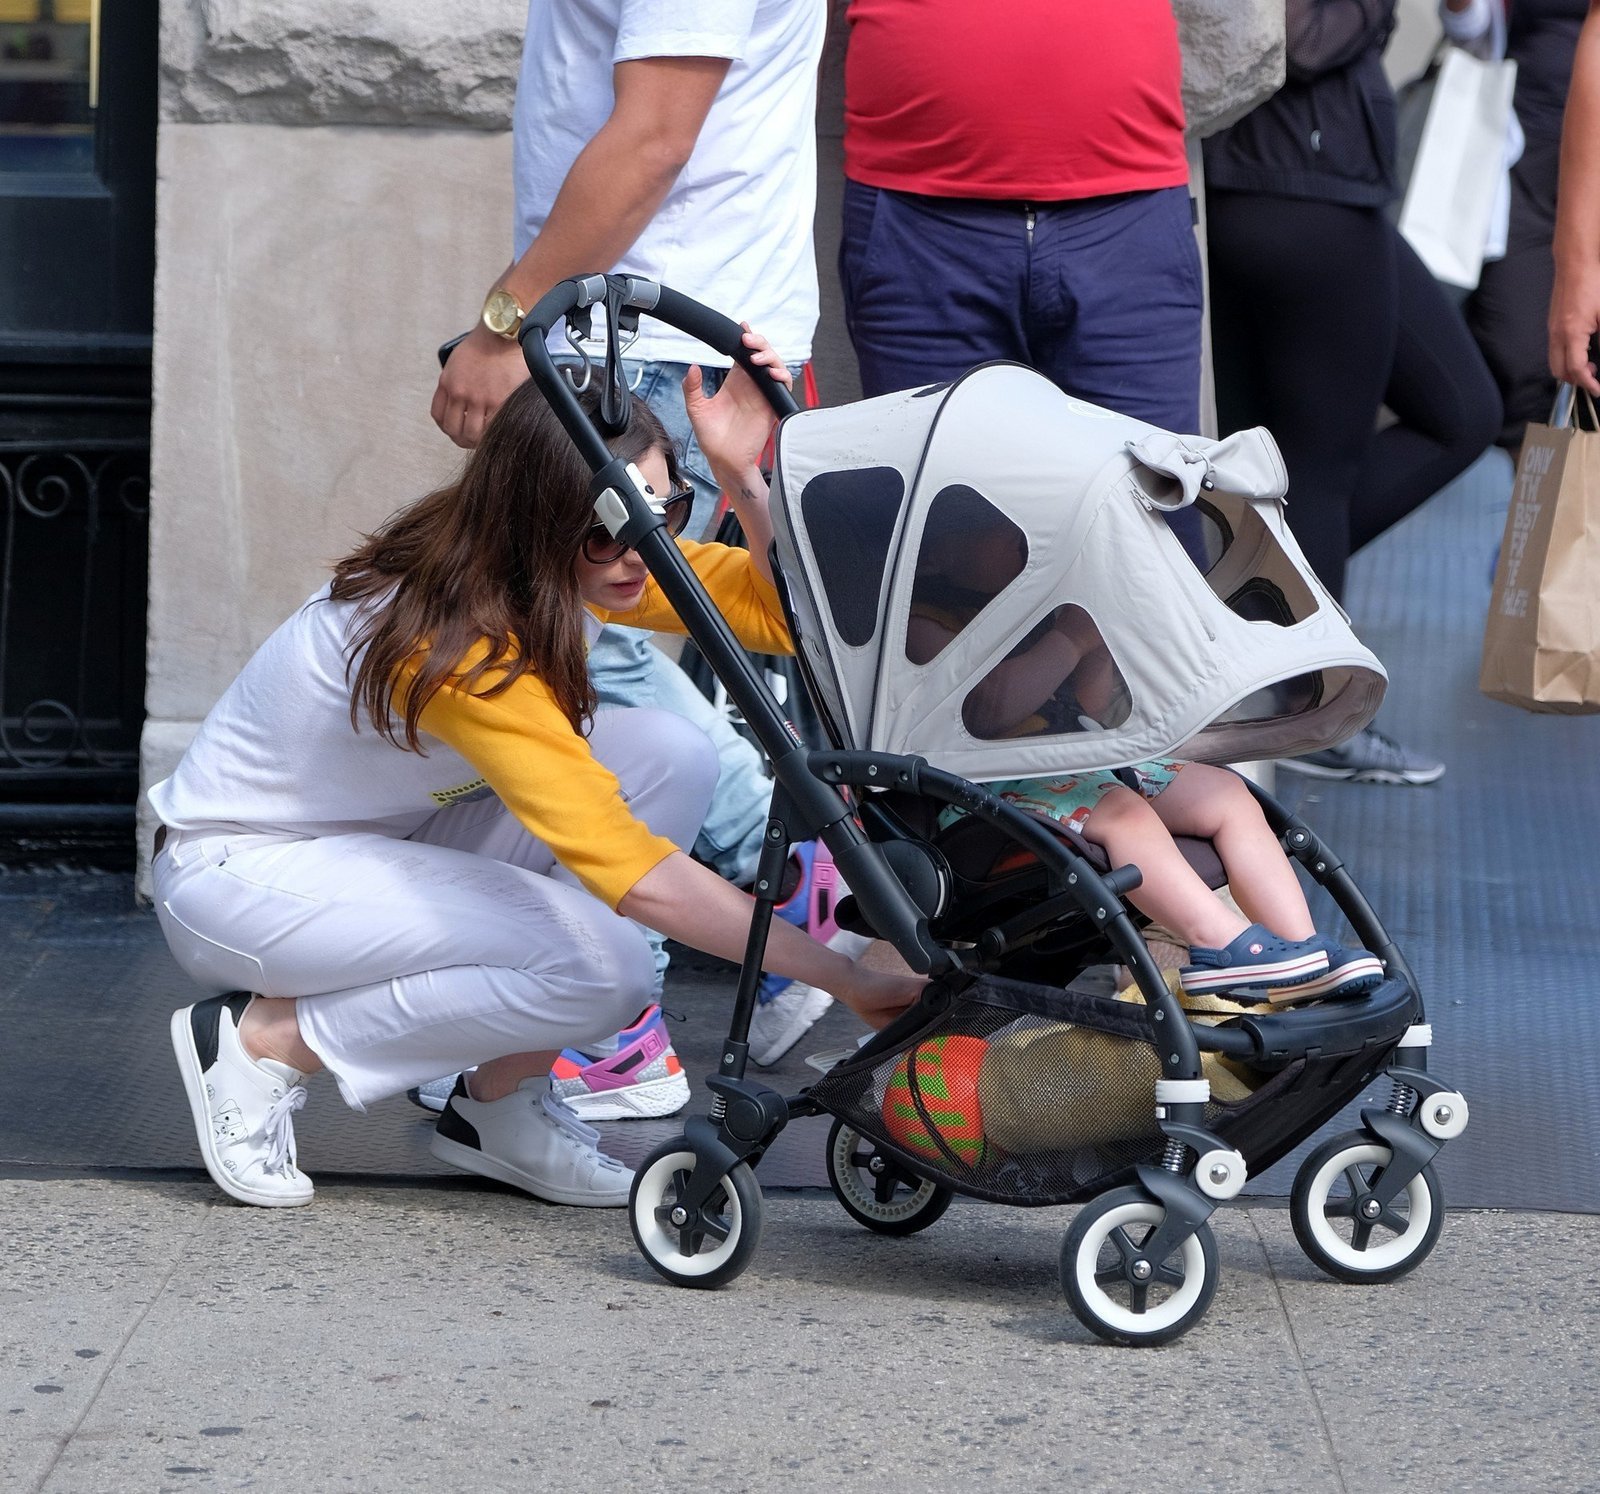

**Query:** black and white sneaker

left=170, top=992, right=313, bottom=1208
left=429, top=1079, right=634, bottom=1207
left=1278, top=728, right=1445, bottom=785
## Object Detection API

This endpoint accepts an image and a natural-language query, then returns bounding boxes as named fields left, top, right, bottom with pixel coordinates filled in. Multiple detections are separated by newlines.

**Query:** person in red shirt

left=838, top=0, right=1203, bottom=432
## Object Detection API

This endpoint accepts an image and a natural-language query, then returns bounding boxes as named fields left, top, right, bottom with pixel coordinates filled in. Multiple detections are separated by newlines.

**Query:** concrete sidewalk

left=4, top=1176, right=1593, bottom=1493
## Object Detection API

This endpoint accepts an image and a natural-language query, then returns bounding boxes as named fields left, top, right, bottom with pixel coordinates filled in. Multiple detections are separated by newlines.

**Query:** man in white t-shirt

left=428, top=0, right=835, bottom=1066
left=433, top=0, right=820, bottom=467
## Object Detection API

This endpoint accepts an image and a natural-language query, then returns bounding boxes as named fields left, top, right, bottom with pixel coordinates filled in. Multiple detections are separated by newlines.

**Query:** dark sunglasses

left=582, top=487, right=695, bottom=565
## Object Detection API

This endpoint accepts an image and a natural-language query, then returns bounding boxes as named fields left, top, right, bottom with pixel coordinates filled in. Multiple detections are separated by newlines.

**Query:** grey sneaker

left=1278, top=727, right=1444, bottom=786
left=407, top=1074, right=460, bottom=1114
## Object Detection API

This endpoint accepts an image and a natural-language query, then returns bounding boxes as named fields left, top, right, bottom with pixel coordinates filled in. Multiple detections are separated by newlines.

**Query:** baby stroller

left=518, top=276, right=1469, bottom=1346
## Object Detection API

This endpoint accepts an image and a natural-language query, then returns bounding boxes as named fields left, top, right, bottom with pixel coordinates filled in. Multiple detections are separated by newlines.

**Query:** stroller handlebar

left=511, top=278, right=953, bottom=987
left=518, top=275, right=801, bottom=453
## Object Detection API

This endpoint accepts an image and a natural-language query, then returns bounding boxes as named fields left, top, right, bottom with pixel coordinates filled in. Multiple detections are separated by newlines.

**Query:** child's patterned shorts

left=938, top=759, right=1187, bottom=835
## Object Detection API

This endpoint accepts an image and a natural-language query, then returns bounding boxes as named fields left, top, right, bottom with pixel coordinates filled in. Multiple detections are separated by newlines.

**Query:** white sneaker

left=750, top=982, right=834, bottom=1067
left=751, top=929, right=872, bottom=1068
left=429, top=1080, right=634, bottom=1207
left=170, top=992, right=313, bottom=1208
left=805, top=1032, right=877, bottom=1075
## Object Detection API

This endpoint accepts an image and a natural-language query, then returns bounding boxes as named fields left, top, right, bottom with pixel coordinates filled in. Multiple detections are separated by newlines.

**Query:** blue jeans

left=585, top=359, right=775, bottom=981
left=839, top=181, right=1203, bottom=432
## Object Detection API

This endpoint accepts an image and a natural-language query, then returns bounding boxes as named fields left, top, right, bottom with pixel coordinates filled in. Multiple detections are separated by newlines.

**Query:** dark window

left=800, top=466, right=904, bottom=648
left=960, top=603, right=1133, bottom=741
left=0, top=0, right=97, bottom=177
left=1218, top=672, right=1324, bottom=724
left=1172, top=495, right=1319, bottom=626
left=906, top=486, right=1026, bottom=665
left=1226, top=577, right=1294, bottom=626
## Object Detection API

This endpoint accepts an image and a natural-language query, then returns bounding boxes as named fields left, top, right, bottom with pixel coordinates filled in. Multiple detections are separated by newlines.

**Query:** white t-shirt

left=147, top=588, right=489, bottom=842
left=512, top=0, right=825, bottom=367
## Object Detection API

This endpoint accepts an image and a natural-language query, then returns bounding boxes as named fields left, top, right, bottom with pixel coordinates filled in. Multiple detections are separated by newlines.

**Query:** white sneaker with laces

left=429, top=1080, right=634, bottom=1207
left=170, top=991, right=313, bottom=1208
left=751, top=928, right=873, bottom=1068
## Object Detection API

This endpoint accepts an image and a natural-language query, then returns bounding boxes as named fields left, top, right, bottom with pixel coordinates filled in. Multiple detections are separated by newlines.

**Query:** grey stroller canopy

left=770, top=363, right=1385, bottom=781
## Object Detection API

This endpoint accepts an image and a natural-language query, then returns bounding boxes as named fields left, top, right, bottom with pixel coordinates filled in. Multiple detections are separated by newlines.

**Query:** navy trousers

left=839, top=180, right=1204, bottom=433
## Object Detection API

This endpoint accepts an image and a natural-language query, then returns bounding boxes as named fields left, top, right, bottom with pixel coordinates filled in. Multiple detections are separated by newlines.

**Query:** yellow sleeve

left=595, top=538, right=794, bottom=655
left=416, top=670, right=678, bottom=911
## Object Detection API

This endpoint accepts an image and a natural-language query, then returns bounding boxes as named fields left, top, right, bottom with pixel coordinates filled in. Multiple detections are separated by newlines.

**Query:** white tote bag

left=1397, top=47, right=1518, bottom=290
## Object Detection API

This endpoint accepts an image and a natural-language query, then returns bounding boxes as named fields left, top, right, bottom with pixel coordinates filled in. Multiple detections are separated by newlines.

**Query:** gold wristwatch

left=481, top=287, right=527, bottom=341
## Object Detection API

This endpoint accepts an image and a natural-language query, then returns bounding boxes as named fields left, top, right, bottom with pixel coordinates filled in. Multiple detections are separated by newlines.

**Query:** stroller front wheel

left=825, top=1118, right=955, bottom=1236
left=629, top=1144, right=763, bottom=1290
left=1290, top=1132, right=1443, bottom=1284
left=1061, top=1187, right=1219, bottom=1347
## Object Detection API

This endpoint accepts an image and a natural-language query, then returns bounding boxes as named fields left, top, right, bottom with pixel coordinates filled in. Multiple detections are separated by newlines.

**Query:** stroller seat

left=845, top=787, right=1225, bottom=985
left=934, top=805, right=1223, bottom=892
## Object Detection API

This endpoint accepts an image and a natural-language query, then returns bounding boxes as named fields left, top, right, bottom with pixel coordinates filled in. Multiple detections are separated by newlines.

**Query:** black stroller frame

left=519, top=275, right=1469, bottom=1345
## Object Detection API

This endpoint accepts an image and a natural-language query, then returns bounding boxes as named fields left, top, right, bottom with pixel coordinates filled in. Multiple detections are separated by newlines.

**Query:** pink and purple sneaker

left=752, top=842, right=848, bottom=1067
left=547, top=1005, right=690, bottom=1121
left=757, top=841, right=840, bottom=1001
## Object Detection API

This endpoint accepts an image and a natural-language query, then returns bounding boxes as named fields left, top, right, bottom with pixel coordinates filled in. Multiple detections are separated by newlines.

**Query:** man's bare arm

left=431, top=55, right=731, bottom=449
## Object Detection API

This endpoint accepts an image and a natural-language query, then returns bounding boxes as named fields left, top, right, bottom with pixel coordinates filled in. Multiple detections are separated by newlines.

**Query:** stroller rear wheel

left=629, top=1143, right=762, bottom=1290
left=1290, top=1132, right=1443, bottom=1284
left=825, top=1118, right=955, bottom=1236
left=1061, top=1186, right=1219, bottom=1347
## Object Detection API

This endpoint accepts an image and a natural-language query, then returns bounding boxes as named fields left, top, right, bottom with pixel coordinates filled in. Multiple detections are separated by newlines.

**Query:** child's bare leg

left=1080, top=786, right=1249, bottom=950
left=1148, top=765, right=1315, bottom=941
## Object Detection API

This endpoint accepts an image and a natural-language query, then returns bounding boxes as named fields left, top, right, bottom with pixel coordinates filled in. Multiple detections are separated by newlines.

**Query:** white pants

left=153, top=708, right=719, bottom=1111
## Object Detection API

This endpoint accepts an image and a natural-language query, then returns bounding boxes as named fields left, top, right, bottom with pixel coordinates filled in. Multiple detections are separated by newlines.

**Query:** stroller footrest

left=1202, top=977, right=1420, bottom=1063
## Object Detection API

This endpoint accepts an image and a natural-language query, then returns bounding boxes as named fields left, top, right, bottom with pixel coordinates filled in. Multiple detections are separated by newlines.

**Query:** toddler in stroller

left=513, top=274, right=1469, bottom=1347
left=907, top=491, right=1382, bottom=1003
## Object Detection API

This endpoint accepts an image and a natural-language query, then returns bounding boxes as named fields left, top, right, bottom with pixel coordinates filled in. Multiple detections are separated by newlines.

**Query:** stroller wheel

left=629, top=1144, right=762, bottom=1290
left=825, top=1119, right=955, bottom=1236
left=1061, top=1186, right=1218, bottom=1347
left=1290, top=1132, right=1443, bottom=1284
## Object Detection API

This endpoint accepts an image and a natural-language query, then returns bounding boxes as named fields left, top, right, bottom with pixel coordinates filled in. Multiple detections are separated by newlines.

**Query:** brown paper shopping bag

left=1480, top=389, right=1600, bottom=714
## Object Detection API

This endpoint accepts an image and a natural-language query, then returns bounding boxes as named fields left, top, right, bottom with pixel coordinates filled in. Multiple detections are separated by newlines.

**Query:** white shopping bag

left=1397, top=47, right=1518, bottom=290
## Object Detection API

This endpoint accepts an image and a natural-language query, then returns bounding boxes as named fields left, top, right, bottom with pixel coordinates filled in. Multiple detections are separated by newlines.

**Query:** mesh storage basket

left=808, top=972, right=1301, bottom=1206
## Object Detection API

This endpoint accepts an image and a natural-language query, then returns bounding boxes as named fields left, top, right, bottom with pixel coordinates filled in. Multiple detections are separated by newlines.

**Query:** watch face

left=484, top=290, right=523, bottom=336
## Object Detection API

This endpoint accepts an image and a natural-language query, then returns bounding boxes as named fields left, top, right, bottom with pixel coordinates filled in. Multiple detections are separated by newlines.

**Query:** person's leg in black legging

left=1207, top=191, right=1446, bottom=783
left=1465, top=136, right=1561, bottom=453
left=1207, top=191, right=1397, bottom=602
left=1352, top=227, right=1503, bottom=554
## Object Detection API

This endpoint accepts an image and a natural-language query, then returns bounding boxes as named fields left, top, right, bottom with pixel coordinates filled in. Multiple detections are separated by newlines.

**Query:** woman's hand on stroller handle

left=683, top=325, right=789, bottom=474
left=684, top=324, right=790, bottom=585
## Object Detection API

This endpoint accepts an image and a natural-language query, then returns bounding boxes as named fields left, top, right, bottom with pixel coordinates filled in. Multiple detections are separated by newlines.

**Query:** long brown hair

left=331, top=379, right=679, bottom=750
